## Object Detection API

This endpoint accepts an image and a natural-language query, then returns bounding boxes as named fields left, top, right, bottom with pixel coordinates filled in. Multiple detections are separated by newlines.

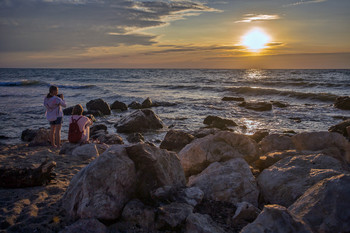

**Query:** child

left=44, top=85, right=66, bottom=148
left=69, top=104, right=93, bottom=143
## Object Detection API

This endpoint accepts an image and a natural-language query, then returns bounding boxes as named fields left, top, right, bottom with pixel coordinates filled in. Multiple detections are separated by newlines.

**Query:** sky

left=0, top=0, right=350, bottom=69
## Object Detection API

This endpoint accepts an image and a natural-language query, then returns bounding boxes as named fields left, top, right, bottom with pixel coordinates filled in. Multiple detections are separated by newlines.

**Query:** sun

left=241, top=28, right=271, bottom=52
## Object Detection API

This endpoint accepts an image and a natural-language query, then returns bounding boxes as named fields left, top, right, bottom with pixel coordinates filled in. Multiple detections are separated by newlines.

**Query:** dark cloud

left=0, top=0, right=217, bottom=52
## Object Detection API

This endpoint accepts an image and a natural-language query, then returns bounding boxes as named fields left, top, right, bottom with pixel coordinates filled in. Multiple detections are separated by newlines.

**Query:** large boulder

left=178, top=131, right=259, bottom=176
left=289, top=174, right=350, bottom=233
left=28, top=128, right=50, bottom=146
left=334, top=96, right=350, bottom=110
left=97, top=133, right=124, bottom=145
left=188, top=158, right=259, bottom=206
left=86, top=98, right=111, bottom=115
left=241, top=205, right=312, bottom=233
left=292, top=131, right=350, bottom=163
left=121, top=199, right=155, bottom=229
left=203, top=115, right=237, bottom=129
left=110, top=100, right=128, bottom=111
left=259, top=134, right=295, bottom=155
left=156, top=203, right=193, bottom=229
left=59, top=218, right=107, bottom=233
left=63, top=145, right=137, bottom=220
left=71, top=144, right=99, bottom=160
left=185, top=213, right=225, bottom=233
left=329, top=119, right=350, bottom=137
left=239, top=101, right=272, bottom=111
left=257, top=153, right=346, bottom=207
left=125, top=143, right=186, bottom=200
left=115, top=109, right=164, bottom=133
left=160, top=130, right=195, bottom=152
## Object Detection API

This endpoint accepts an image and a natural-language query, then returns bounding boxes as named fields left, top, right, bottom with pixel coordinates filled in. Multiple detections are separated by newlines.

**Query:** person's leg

left=50, top=124, right=56, bottom=147
left=55, top=124, right=62, bottom=147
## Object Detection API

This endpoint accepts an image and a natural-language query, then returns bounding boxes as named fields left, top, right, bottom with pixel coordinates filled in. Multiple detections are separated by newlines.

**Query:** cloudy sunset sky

left=0, top=0, right=349, bottom=68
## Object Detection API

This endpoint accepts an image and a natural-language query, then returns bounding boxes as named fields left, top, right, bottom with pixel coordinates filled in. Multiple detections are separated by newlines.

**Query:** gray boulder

left=334, top=96, right=350, bottom=110
left=329, top=119, right=350, bottom=137
left=115, top=109, right=164, bottom=133
left=257, top=153, right=346, bottom=207
left=188, top=158, right=259, bottom=206
left=97, top=133, right=124, bottom=145
left=156, top=203, right=193, bottom=229
left=128, top=101, right=142, bottom=109
left=121, top=199, right=155, bottom=229
left=59, top=218, right=107, bottom=233
left=160, top=130, right=195, bottom=152
left=179, top=131, right=259, bottom=176
left=86, top=98, right=111, bottom=115
left=289, top=174, right=350, bottom=233
left=259, top=134, right=295, bottom=155
left=110, top=100, right=128, bottom=111
left=71, top=144, right=99, bottom=160
left=241, top=205, right=312, bottom=233
left=185, top=213, right=225, bottom=233
left=141, top=97, right=153, bottom=108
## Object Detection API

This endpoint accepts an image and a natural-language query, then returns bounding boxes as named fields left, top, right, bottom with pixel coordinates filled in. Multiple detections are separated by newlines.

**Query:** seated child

left=69, top=104, right=93, bottom=143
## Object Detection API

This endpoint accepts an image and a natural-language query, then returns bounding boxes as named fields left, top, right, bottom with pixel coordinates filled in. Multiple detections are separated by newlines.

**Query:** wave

left=0, top=80, right=45, bottom=87
left=227, top=86, right=339, bottom=102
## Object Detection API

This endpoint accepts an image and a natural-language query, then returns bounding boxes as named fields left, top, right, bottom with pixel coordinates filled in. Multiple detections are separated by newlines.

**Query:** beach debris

left=329, top=119, right=350, bottom=137
left=110, top=100, right=128, bottom=111
left=186, top=213, right=226, bottom=233
left=160, top=129, right=195, bottom=152
left=241, top=205, right=312, bottom=233
left=115, top=109, right=164, bottom=133
left=289, top=174, right=350, bottom=233
left=334, top=96, right=350, bottom=110
left=178, top=131, right=259, bottom=177
left=188, top=158, right=259, bottom=207
left=0, top=159, right=56, bottom=188
left=257, top=153, right=346, bottom=207
left=222, top=96, right=245, bottom=101
left=203, top=115, right=237, bottom=130
left=86, top=98, right=111, bottom=115
left=259, top=134, right=295, bottom=155
left=239, top=101, right=272, bottom=111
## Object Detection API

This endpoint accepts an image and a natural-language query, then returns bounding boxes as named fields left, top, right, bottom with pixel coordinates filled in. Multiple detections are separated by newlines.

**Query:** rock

left=115, top=109, right=164, bottom=133
left=289, top=174, right=350, bottom=233
left=90, top=124, right=108, bottom=136
left=329, top=119, right=350, bottom=137
left=141, top=97, right=153, bottom=108
left=292, top=131, right=350, bottom=163
left=63, top=145, right=137, bottom=220
left=128, top=101, right=142, bottom=109
left=156, top=203, right=193, bottom=229
left=125, top=143, right=186, bottom=201
left=86, top=110, right=103, bottom=117
left=71, top=144, right=99, bottom=160
left=59, top=218, right=107, bottom=233
left=0, top=160, right=56, bottom=188
left=259, top=134, right=295, bottom=154
left=160, top=130, right=195, bottom=152
left=181, top=187, right=204, bottom=207
left=185, top=213, right=226, bottom=233
left=97, top=134, right=124, bottom=145
left=21, top=128, right=39, bottom=142
left=127, top=133, right=145, bottom=143
left=203, top=115, right=237, bottom=129
left=151, top=186, right=204, bottom=207
left=59, top=142, right=80, bottom=155
left=271, top=101, right=288, bottom=108
left=222, top=96, right=245, bottom=101
left=232, top=202, right=261, bottom=226
left=152, top=101, right=177, bottom=107
left=28, top=128, right=50, bottom=146
left=239, top=101, right=272, bottom=111
left=188, top=158, right=259, bottom=207
left=248, top=130, right=269, bottom=143
left=190, top=128, right=221, bottom=139
left=63, top=106, right=74, bottom=115
left=241, top=205, right=312, bottom=233
left=334, top=96, right=350, bottom=110
left=110, top=100, right=128, bottom=111
left=179, top=131, right=259, bottom=176
left=257, top=153, right=346, bottom=207
left=121, top=199, right=155, bottom=229
left=86, top=98, right=111, bottom=115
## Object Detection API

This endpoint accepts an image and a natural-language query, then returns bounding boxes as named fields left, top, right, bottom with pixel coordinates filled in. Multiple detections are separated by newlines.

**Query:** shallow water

left=0, top=69, right=349, bottom=144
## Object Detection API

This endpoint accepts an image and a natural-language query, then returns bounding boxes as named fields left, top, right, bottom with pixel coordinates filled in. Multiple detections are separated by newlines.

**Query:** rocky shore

left=1, top=97, right=350, bottom=233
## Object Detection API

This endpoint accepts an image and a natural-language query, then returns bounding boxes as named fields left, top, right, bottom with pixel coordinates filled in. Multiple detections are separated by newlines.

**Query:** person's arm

left=57, top=96, right=66, bottom=108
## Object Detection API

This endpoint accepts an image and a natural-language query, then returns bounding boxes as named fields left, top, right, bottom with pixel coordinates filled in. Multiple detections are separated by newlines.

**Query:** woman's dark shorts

left=50, top=117, right=63, bottom=125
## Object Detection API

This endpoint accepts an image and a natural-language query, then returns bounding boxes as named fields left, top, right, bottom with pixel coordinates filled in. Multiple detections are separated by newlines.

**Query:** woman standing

left=44, top=85, right=66, bottom=148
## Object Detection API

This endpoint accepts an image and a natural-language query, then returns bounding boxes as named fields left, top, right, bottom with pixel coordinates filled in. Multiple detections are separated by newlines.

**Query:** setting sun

left=242, top=28, right=271, bottom=52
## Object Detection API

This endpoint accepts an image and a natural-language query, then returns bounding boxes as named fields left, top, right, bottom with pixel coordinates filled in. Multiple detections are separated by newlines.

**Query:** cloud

left=0, top=0, right=218, bottom=52
left=284, top=0, right=327, bottom=7
left=235, top=14, right=280, bottom=23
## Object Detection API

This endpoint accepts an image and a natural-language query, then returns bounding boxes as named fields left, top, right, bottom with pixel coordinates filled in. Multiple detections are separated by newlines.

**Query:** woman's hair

left=72, top=104, right=84, bottom=115
left=46, top=85, right=58, bottom=98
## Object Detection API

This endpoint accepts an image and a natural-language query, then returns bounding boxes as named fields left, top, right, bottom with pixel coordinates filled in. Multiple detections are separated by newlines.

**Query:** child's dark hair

left=46, top=85, right=58, bottom=98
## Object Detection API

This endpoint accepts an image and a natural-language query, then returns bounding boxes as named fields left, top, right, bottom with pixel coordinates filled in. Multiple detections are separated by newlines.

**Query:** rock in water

left=257, top=153, right=346, bottom=207
left=160, top=130, right=195, bottom=152
left=128, top=101, right=142, bottom=109
left=115, top=109, right=164, bottom=133
left=125, top=143, right=186, bottom=200
left=141, top=97, right=153, bottom=108
left=63, top=145, right=137, bottom=220
left=86, top=98, right=111, bottom=115
left=334, top=96, right=350, bottom=110
left=289, top=174, right=350, bottom=233
left=188, top=158, right=259, bottom=207
left=179, top=131, right=259, bottom=177
left=329, top=119, right=350, bottom=137
left=110, top=100, right=128, bottom=111
left=0, top=160, right=56, bottom=188
left=241, top=205, right=312, bottom=233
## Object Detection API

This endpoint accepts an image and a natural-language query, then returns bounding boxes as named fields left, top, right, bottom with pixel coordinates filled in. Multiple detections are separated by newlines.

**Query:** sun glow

left=241, top=28, right=271, bottom=52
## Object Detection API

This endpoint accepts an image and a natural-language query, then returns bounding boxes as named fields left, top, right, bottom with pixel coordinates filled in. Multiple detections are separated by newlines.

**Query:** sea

left=0, top=69, right=349, bottom=145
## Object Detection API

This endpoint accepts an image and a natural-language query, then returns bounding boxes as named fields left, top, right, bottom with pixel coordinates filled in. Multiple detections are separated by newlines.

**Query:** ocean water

left=0, top=68, right=349, bottom=145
